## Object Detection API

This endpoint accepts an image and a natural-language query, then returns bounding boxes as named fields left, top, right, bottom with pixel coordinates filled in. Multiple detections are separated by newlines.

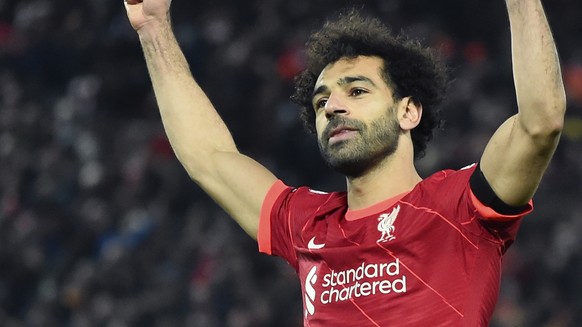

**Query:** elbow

left=537, top=114, right=564, bottom=138
left=525, top=117, right=564, bottom=145
left=521, top=97, right=566, bottom=139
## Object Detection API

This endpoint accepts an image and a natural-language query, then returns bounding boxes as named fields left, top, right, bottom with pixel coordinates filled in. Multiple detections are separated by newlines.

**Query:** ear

left=398, top=97, right=422, bottom=131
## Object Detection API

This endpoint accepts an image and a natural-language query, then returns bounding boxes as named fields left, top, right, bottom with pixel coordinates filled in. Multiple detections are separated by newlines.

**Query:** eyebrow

left=312, top=75, right=377, bottom=99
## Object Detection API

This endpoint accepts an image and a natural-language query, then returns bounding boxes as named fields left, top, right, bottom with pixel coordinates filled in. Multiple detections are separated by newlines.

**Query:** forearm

left=479, top=1, right=567, bottom=204
left=506, top=0, right=566, bottom=136
left=137, top=22, right=238, bottom=176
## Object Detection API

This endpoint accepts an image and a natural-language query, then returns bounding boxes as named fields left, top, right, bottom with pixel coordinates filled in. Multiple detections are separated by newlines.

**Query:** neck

left=345, top=143, right=421, bottom=210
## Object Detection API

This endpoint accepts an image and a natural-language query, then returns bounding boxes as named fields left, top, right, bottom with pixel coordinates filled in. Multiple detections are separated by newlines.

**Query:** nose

left=324, top=93, right=349, bottom=117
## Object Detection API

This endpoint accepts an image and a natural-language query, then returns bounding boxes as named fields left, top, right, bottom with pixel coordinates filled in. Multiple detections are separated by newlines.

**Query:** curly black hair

left=290, top=9, right=448, bottom=159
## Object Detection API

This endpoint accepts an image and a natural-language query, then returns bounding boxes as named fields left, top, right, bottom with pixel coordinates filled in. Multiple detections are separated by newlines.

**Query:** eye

left=314, top=98, right=328, bottom=110
left=350, top=88, right=367, bottom=97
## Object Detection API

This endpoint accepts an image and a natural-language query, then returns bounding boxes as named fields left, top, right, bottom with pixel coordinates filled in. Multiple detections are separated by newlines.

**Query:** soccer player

left=124, top=0, right=566, bottom=325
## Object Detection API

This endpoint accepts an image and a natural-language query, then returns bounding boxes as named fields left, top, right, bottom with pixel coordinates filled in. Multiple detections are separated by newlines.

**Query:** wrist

left=505, top=0, right=540, bottom=9
left=136, top=15, right=172, bottom=40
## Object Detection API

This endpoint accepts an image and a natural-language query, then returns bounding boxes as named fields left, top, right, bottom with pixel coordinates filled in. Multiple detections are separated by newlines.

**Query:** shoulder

left=268, top=181, right=348, bottom=215
left=419, top=163, right=477, bottom=190
left=403, top=164, right=477, bottom=209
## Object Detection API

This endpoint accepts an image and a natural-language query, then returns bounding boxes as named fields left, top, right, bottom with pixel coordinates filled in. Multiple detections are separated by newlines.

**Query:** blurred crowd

left=0, top=0, right=581, bottom=326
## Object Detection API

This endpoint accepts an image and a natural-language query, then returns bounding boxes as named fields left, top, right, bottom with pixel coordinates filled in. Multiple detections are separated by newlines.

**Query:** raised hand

left=124, top=0, right=172, bottom=32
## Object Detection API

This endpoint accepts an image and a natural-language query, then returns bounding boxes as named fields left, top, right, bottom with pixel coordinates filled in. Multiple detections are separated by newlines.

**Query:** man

left=125, top=0, right=565, bottom=325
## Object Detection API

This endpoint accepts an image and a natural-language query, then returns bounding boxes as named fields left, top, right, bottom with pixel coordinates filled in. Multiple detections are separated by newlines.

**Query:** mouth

left=327, top=126, right=359, bottom=144
left=329, top=126, right=357, bottom=137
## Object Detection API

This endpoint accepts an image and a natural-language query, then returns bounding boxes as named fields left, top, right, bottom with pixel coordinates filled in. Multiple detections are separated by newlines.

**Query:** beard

left=318, top=106, right=400, bottom=177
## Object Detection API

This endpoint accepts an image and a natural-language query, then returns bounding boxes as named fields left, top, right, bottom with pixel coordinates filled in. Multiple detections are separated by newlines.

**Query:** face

left=312, top=56, right=402, bottom=177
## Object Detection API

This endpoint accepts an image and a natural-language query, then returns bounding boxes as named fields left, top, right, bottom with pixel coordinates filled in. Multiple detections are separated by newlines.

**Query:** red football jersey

left=258, top=164, right=532, bottom=326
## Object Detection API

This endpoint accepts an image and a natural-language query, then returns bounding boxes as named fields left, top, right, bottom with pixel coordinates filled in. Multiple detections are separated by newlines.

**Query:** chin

left=323, top=152, right=377, bottom=178
left=321, top=142, right=398, bottom=178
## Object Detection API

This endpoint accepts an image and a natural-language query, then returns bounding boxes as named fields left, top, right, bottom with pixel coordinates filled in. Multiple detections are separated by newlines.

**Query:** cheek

left=315, top=113, right=326, bottom=137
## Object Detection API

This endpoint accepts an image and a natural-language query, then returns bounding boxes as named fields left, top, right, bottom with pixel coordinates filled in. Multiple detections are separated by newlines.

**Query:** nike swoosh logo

left=308, top=236, right=325, bottom=250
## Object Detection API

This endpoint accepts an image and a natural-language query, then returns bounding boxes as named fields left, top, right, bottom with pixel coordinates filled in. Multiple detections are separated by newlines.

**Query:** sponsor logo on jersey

left=377, top=205, right=400, bottom=242
left=304, top=266, right=318, bottom=316
left=308, top=236, right=325, bottom=250
left=321, top=259, right=407, bottom=304
left=303, top=259, right=407, bottom=316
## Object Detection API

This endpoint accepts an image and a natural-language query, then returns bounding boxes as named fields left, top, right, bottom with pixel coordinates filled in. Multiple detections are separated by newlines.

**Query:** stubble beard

left=318, top=108, right=401, bottom=178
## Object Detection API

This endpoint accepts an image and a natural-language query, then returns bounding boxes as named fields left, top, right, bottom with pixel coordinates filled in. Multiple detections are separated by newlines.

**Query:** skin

left=124, top=0, right=565, bottom=238
left=479, top=0, right=566, bottom=206
left=314, top=57, right=402, bottom=179
left=125, top=0, right=277, bottom=238
left=312, top=56, right=424, bottom=209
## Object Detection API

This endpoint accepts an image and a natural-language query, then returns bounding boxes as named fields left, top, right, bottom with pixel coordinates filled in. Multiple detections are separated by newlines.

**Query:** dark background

left=0, top=0, right=581, bottom=326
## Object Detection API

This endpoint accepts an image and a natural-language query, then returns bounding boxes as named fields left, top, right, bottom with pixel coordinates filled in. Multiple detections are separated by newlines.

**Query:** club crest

left=377, top=205, right=400, bottom=242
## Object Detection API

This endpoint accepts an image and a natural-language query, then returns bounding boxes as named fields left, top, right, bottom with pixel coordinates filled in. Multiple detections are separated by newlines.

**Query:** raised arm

left=479, top=0, right=566, bottom=206
left=124, top=0, right=277, bottom=237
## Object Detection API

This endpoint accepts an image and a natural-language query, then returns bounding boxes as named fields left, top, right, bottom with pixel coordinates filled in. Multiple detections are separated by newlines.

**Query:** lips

left=324, top=124, right=360, bottom=145
left=322, top=117, right=363, bottom=146
left=329, top=126, right=357, bottom=138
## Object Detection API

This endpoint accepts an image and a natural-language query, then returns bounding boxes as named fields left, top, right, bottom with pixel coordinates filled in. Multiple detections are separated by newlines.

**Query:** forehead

left=315, top=56, right=386, bottom=88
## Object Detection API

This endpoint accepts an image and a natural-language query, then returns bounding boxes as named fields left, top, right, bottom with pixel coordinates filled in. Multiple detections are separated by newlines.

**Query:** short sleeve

left=469, top=190, right=533, bottom=221
left=257, top=180, right=338, bottom=270
left=424, top=165, right=531, bottom=251
left=257, top=180, right=292, bottom=255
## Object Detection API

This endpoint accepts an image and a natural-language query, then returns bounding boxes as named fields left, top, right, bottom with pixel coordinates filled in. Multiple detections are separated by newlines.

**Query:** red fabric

left=258, top=180, right=288, bottom=255
left=259, top=165, right=530, bottom=326
left=470, top=189, right=533, bottom=221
